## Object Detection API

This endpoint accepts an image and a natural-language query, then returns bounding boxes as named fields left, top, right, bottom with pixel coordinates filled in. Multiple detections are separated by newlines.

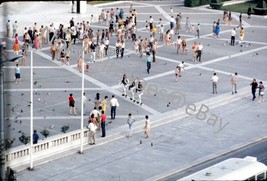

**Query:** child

left=60, top=49, right=65, bottom=65
left=66, top=50, right=70, bottom=65
left=21, top=49, right=26, bottom=66
left=159, top=25, right=164, bottom=42
left=145, top=21, right=148, bottom=31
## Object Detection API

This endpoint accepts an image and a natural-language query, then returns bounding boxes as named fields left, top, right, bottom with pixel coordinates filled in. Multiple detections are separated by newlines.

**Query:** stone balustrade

left=5, top=128, right=89, bottom=170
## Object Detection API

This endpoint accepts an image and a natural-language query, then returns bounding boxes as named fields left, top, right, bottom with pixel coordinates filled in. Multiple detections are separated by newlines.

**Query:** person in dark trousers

left=247, top=5, right=252, bottom=19
left=230, top=28, right=236, bottom=46
left=121, top=40, right=125, bottom=58
left=115, top=40, right=121, bottom=58
left=33, top=130, right=39, bottom=144
left=110, top=95, right=119, bottom=119
left=250, top=79, right=258, bottom=101
left=146, top=52, right=151, bottom=74
left=101, top=110, right=106, bottom=137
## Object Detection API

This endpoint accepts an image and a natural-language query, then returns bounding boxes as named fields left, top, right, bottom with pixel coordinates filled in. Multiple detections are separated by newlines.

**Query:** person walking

left=82, top=92, right=88, bottom=115
left=69, top=93, right=77, bottom=116
left=181, top=38, right=188, bottom=55
left=192, top=41, right=198, bottom=62
left=231, top=72, right=238, bottom=94
left=240, top=27, right=245, bottom=41
left=247, top=5, right=252, bottom=19
left=6, top=20, right=11, bottom=37
left=14, top=64, right=21, bottom=84
left=215, top=22, right=220, bottom=39
left=144, top=115, right=150, bottom=139
left=145, top=52, right=152, bottom=74
left=121, top=40, right=125, bottom=58
left=250, top=79, right=258, bottom=101
left=258, top=81, right=265, bottom=102
left=152, top=39, right=157, bottom=62
left=127, top=113, right=136, bottom=138
left=88, top=119, right=97, bottom=145
left=101, top=110, right=106, bottom=137
left=101, top=96, right=108, bottom=114
left=12, top=21, right=18, bottom=38
left=175, top=36, right=182, bottom=54
left=121, top=74, right=129, bottom=97
left=115, top=39, right=121, bottom=58
left=50, top=42, right=56, bottom=60
left=110, top=95, right=119, bottom=119
left=33, top=130, right=39, bottom=144
left=230, top=28, right=236, bottom=46
left=13, top=34, right=20, bottom=55
left=196, top=23, right=200, bottom=38
left=211, top=73, right=219, bottom=94
left=196, top=42, right=203, bottom=62
left=177, top=61, right=185, bottom=78
left=175, top=66, right=180, bottom=82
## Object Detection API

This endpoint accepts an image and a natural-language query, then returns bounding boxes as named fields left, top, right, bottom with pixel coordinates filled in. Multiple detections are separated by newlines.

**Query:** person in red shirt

left=69, top=94, right=77, bottom=115
left=101, top=110, right=106, bottom=137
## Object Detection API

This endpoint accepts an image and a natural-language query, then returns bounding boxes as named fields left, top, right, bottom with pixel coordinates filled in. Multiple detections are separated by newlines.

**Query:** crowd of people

left=4, top=3, right=265, bottom=145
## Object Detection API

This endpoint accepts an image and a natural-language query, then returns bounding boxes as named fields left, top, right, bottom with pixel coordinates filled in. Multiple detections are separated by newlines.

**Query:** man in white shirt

left=231, top=28, right=236, bottom=46
left=178, top=61, right=185, bottom=77
left=149, top=16, right=153, bottom=32
left=82, top=92, right=88, bottom=115
left=104, top=37, right=109, bottom=56
left=88, top=119, right=97, bottom=145
left=12, top=21, right=18, bottom=38
left=99, top=42, right=106, bottom=62
left=231, top=72, right=238, bottom=94
left=197, top=42, right=203, bottom=62
left=121, top=40, right=125, bottom=58
left=110, top=95, right=119, bottom=119
left=211, top=73, right=219, bottom=94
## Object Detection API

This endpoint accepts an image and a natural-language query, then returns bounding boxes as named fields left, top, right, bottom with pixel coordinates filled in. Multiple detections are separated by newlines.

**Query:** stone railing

left=5, top=128, right=90, bottom=170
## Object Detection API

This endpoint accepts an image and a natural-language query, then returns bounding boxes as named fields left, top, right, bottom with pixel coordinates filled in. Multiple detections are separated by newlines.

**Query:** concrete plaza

left=0, top=1, right=267, bottom=180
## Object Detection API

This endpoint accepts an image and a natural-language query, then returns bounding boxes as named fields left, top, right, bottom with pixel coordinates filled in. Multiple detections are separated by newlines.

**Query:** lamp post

left=80, top=40, right=85, bottom=154
left=29, top=51, right=34, bottom=170
left=0, top=44, right=22, bottom=180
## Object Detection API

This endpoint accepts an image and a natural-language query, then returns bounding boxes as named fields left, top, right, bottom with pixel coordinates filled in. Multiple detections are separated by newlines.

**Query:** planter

left=253, top=7, right=267, bottom=15
left=210, top=2, right=224, bottom=9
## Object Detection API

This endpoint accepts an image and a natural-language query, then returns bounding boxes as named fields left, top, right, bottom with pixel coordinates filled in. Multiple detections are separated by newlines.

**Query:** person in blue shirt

left=145, top=52, right=151, bottom=74
left=33, top=130, right=39, bottom=144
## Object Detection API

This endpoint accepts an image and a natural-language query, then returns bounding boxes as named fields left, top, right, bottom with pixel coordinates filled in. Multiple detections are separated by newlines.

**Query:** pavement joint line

left=35, top=49, right=161, bottom=115
left=154, top=4, right=172, bottom=22
left=203, top=36, right=267, bottom=46
left=142, top=44, right=266, bottom=82
left=231, top=12, right=251, bottom=28
left=6, top=115, right=146, bottom=121
left=148, top=134, right=267, bottom=181
left=4, top=87, right=104, bottom=92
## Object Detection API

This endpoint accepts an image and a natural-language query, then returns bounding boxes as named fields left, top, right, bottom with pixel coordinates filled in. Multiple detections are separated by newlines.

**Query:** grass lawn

left=221, top=1, right=258, bottom=14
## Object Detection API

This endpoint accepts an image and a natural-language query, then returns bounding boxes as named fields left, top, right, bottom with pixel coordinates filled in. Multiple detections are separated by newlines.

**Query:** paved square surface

left=1, top=1, right=267, bottom=180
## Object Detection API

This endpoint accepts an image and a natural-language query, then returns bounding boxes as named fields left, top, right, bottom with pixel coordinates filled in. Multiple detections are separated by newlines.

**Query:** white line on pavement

left=35, top=50, right=160, bottom=115
left=4, top=87, right=104, bottom=92
left=142, top=45, right=267, bottom=81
